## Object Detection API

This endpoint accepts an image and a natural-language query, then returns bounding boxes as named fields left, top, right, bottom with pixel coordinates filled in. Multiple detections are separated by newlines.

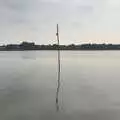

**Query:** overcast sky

left=0, top=0, right=120, bottom=44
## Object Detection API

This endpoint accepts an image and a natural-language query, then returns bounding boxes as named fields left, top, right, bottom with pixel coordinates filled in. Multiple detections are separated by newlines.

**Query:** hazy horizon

left=1, top=41, right=120, bottom=46
left=0, top=0, right=120, bottom=45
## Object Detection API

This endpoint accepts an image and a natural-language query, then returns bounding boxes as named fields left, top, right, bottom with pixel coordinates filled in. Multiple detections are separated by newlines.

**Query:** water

left=0, top=51, right=120, bottom=120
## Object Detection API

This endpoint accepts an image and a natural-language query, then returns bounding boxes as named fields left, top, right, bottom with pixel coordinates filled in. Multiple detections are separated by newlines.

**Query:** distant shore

left=1, top=41, right=120, bottom=51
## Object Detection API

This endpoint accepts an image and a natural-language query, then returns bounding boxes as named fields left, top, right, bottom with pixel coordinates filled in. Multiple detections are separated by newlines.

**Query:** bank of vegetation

left=0, top=41, right=120, bottom=50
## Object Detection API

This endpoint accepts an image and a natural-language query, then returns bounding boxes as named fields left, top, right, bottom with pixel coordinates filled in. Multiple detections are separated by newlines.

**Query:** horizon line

left=1, top=41, right=120, bottom=46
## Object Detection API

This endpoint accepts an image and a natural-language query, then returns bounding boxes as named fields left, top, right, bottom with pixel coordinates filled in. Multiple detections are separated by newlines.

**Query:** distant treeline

left=0, top=41, right=120, bottom=50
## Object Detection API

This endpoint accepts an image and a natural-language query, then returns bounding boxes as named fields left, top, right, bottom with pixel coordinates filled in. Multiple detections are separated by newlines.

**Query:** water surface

left=0, top=51, right=120, bottom=120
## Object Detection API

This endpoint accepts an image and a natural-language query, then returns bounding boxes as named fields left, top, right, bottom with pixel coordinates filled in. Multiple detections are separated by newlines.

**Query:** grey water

left=0, top=51, right=120, bottom=120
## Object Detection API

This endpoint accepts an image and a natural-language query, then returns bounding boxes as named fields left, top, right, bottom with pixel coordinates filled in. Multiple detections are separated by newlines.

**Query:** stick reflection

left=56, top=55, right=60, bottom=111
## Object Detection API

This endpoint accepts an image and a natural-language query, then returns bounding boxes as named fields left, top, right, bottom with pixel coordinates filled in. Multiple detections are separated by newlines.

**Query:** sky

left=0, top=0, right=120, bottom=45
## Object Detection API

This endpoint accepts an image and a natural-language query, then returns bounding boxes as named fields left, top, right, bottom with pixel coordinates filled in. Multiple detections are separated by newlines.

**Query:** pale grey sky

left=0, top=0, right=120, bottom=44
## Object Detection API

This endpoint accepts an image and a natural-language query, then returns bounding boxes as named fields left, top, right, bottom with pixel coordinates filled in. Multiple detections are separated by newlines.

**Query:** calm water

left=0, top=51, right=120, bottom=120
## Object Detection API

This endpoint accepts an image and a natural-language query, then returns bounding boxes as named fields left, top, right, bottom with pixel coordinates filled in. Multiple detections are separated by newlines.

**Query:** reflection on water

left=21, top=51, right=37, bottom=60
left=56, top=67, right=60, bottom=112
left=56, top=49, right=61, bottom=112
left=0, top=51, right=120, bottom=120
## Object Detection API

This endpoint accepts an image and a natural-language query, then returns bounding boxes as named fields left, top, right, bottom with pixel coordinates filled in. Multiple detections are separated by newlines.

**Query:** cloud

left=0, top=0, right=120, bottom=44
